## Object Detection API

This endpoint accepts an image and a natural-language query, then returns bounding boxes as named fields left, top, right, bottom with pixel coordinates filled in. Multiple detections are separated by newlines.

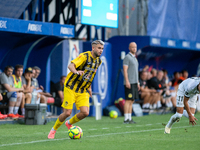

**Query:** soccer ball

left=68, top=126, right=83, bottom=139
left=109, top=110, right=118, bottom=119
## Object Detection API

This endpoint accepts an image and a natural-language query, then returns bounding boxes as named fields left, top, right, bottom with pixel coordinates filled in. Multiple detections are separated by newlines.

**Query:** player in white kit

left=165, top=77, right=199, bottom=134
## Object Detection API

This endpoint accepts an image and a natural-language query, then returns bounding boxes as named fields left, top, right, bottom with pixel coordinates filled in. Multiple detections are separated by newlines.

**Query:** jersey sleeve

left=71, top=53, right=87, bottom=68
left=184, top=80, right=198, bottom=98
left=123, top=56, right=129, bottom=66
left=0, top=73, right=9, bottom=85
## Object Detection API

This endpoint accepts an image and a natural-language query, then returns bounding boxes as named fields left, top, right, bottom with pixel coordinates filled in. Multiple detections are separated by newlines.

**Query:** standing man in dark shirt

left=54, top=76, right=66, bottom=107
left=123, top=42, right=140, bottom=124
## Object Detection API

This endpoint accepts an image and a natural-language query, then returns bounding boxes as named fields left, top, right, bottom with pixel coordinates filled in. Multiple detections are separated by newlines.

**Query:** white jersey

left=177, top=77, right=200, bottom=108
left=178, top=77, right=200, bottom=97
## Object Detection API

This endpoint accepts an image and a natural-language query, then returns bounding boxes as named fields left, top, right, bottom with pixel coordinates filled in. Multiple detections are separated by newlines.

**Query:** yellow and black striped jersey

left=65, top=51, right=102, bottom=93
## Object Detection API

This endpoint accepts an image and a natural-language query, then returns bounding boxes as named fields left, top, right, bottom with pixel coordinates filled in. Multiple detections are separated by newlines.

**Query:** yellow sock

left=53, top=118, right=64, bottom=130
left=69, top=114, right=80, bottom=124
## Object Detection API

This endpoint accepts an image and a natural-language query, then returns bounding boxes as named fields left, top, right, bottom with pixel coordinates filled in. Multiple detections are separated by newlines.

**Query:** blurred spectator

left=12, top=64, right=26, bottom=117
left=22, top=68, right=34, bottom=103
left=171, top=71, right=180, bottom=91
left=162, top=69, right=176, bottom=108
left=151, top=68, right=157, bottom=78
left=139, top=71, right=157, bottom=110
left=32, top=66, right=52, bottom=104
left=147, top=70, right=166, bottom=109
left=53, top=76, right=66, bottom=107
left=23, top=67, right=42, bottom=104
left=0, top=66, right=23, bottom=118
left=147, top=71, right=152, bottom=80
left=162, top=69, right=170, bottom=86
left=142, top=65, right=149, bottom=72
left=178, top=70, right=188, bottom=83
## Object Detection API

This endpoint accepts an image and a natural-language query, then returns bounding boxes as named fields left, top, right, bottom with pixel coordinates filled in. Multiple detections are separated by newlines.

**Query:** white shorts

left=176, top=90, right=197, bottom=108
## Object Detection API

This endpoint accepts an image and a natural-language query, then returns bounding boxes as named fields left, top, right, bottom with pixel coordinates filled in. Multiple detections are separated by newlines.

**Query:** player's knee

left=11, top=92, right=17, bottom=98
left=64, top=110, right=71, bottom=117
left=82, top=111, right=89, bottom=117
left=27, top=93, right=32, bottom=98
left=17, top=92, right=23, bottom=98
left=9, top=92, right=17, bottom=102
left=146, top=92, right=150, bottom=96
left=175, top=112, right=183, bottom=119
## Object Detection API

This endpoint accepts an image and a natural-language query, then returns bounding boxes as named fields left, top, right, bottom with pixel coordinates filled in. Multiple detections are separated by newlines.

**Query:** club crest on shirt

left=65, top=101, right=68, bottom=106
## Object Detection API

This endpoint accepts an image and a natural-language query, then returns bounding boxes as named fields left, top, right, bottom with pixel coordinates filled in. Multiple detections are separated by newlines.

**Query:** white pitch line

left=136, top=125, right=142, bottom=126
left=0, top=125, right=199, bottom=147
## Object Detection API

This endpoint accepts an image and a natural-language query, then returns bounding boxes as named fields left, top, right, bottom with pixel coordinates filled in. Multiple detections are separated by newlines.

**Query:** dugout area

left=107, top=36, right=200, bottom=103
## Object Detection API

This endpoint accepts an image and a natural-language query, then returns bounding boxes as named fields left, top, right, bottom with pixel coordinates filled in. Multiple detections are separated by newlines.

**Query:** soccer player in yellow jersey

left=48, top=40, right=104, bottom=139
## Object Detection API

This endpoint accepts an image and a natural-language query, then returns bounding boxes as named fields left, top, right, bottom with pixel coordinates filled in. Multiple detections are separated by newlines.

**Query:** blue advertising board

left=0, top=17, right=74, bottom=37
left=81, top=0, right=118, bottom=28
left=150, top=36, right=200, bottom=51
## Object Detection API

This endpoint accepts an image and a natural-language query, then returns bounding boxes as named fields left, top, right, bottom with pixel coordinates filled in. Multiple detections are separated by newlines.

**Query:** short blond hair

left=91, top=40, right=105, bottom=46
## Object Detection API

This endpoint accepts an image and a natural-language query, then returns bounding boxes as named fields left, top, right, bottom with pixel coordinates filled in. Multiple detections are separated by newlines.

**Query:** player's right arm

left=123, top=65, right=130, bottom=89
left=183, top=94, right=197, bottom=125
left=68, top=53, right=87, bottom=75
left=68, top=63, right=85, bottom=76
left=123, top=55, right=131, bottom=89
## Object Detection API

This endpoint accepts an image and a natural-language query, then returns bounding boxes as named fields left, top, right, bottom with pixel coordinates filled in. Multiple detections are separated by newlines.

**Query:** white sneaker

left=164, top=126, right=171, bottom=134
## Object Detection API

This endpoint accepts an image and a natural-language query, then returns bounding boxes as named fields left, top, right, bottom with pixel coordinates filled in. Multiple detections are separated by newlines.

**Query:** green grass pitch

left=0, top=113, right=200, bottom=150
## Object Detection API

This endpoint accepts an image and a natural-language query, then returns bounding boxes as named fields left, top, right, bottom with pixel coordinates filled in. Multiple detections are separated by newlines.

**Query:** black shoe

left=129, top=119, right=136, bottom=124
left=124, top=119, right=129, bottom=124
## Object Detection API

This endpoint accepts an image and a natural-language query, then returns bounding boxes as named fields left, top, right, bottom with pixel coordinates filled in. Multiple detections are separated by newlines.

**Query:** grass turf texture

left=0, top=113, right=200, bottom=150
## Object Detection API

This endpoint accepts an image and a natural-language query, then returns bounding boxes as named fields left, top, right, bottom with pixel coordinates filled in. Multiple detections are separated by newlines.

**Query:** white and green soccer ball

left=109, top=110, right=118, bottom=119
left=68, top=126, right=83, bottom=139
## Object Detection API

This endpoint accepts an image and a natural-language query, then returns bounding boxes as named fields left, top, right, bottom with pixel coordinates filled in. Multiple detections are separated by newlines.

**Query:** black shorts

left=124, top=83, right=139, bottom=100
left=0, top=92, right=9, bottom=104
